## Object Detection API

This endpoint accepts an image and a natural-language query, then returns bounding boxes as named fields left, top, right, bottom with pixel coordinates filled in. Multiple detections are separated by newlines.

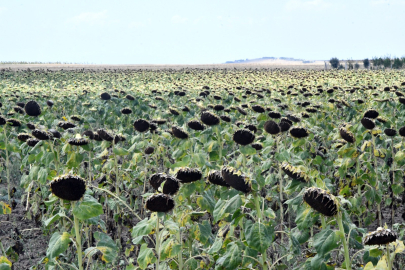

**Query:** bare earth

left=0, top=60, right=327, bottom=71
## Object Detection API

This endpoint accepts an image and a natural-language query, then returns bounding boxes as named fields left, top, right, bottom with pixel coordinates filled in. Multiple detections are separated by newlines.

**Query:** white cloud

left=171, top=15, right=188, bottom=24
left=66, top=11, right=108, bottom=25
left=128, top=21, right=145, bottom=29
left=285, top=0, right=331, bottom=10
left=371, top=0, right=405, bottom=5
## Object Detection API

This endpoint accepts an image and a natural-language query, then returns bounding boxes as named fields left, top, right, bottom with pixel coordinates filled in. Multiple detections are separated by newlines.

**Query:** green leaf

left=313, top=229, right=340, bottom=256
left=73, top=195, right=103, bottom=220
left=244, top=222, right=273, bottom=253
left=196, top=189, right=216, bottom=214
left=370, top=247, right=383, bottom=257
left=44, top=213, right=65, bottom=227
left=38, top=167, right=48, bottom=185
left=46, top=232, right=71, bottom=260
left=0, top=202, right=11, bottom=215
left=213, top=194, right=242, bottom=223
left=131, top=218, right=153, bottom=239
left=240, top=145, right=256, bottom=155
left=160, top=238, right=181, bottom=260
left=208, top=237, right=223, bottom=254
left=216, top=242, right=242, bottom=270
left=395, top=151, right=405, bottom=166
left=137, top=243, right=156, bottom=269
left=93, top=231, right=119, bottom=263
left=113, top=147, right=129, bottom=156
left=295, top=204, right=314, bottom=230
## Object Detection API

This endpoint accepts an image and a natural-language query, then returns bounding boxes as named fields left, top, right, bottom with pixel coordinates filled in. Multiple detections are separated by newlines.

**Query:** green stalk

left=216, top=126, right=223, bottom=165
left=177, top=229, right=183, bottom=270
left=0, top=239, right=6, bottom=256
left=73, top=206, right=83, bottom=270
left=337, top=212, right=351, bottom=270
left=3, top=127, right=11, bottom=203
left=386, top=244, right=392, bottom=270
left=371, top=134, right=382, bottom=227
left=155, top=214, right=161, bottom=270
left=320, top=216, right=327, bottom=230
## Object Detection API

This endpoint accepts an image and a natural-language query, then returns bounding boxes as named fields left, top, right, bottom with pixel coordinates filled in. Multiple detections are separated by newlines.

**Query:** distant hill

left=225, top=57, right=316, bottom=64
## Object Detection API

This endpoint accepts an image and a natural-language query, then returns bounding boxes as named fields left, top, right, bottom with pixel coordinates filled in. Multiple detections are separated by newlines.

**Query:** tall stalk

left=3, top=127, right=11, bottom=203
left=371, top=134, right=382, bottom=227
left=73, top=203, right=83, bottom=270
left=155, top=214, right=161, bottom=270
left=337, top=212, right=351, bottom=270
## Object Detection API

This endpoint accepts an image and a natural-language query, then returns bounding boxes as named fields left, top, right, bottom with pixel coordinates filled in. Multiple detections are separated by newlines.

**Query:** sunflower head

left=303, top=187, right=338, bottom=217
left=221, top=166, right=251, bottom=193
left=50, top=174, right=86, bottom=201
left=233, top=129, right=255, bottom=145
left=363, top=227, right=398, bottom=245
left=175, top=167, right=202, bottom=183
left=24, top=100, right=41, bottom=117
left=145, top=194, right=175, bottom=212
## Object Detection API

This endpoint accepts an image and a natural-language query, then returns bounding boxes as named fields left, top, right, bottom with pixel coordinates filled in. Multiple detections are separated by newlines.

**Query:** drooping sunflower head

left=280, top=162, right=309, bottom=183
left=363, top=227, right=397, bottom=246
left=145, top=194, right=175, bottom=212
left=32, top=129, right=52, bottom=140
left=290, top=127, right=309, bottom=139
left=364, top=109, right=379, bottom=119
left=207, top=170, right=230, bottom=187
left=175, top=167, right=202, bottom=183
left=339, top=127, right=355, bottom=143
left=264, top=120, right=280, bottom=135
left=221, top=166, right=251, bottom=193
left=303, top=187, right=338, bottom=217
left=361, top=117, right=375, bottom=130
left=68, top=138, right=89, bottom=146
left=172, top=126, right=189, bottom=139
left=187, top=120, right=205, bottom=131
left=50, top=174, right=86, bottom=201
left=201, top=111, right=220, bottom=126
left=133, top=119, right=150, bottom=133
left=233, top=129, right=255, bottom=145
left=24, top=100, right=41, bottom=117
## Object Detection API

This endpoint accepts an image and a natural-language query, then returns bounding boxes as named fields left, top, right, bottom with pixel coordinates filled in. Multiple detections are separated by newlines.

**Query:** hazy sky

left=0, top=0, right=404, bottom=64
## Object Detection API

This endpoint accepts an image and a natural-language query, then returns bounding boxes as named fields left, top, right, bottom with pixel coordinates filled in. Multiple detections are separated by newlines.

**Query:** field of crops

left=1, top=68, right=405, bottom=269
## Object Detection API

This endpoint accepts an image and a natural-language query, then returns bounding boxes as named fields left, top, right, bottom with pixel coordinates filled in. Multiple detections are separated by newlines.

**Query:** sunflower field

left=1, top=68, right=405, bottom=269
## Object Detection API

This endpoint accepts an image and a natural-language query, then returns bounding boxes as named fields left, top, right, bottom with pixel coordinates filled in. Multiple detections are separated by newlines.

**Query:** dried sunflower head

left=364, top=109, right=379, bottom=119
left=207, top=170, right=230, bottom=187
left=363, top=227, right=397, bottom=245
left=233, top=129, right=255, bottom=145
left=221, top=166, right=251, bottom=193
left=145, top=194, right=175, bottom=212
left=121, top=107, right=132, bottom=115
left=175, top=167, right=202, bottom=183
left=6, top=119, right=22, bottom=127
left=384, top=128, right=397, bottom=137
left=187, top=120, right=205, bottom=131
left=58, top=121, right=76, bottom=130
left=133, top=119, right=150, bottom=133
left=281, top=162, right=309, bottom=182
left=100, top=92, right=111, bottom=100
left=172, top=126, right=189, bottom=139
left=339, top=127, right=355, bottom=143
left=26, top=138, right=40, bottom=147
left=201, top=111, right=220, bottom=126
left=50, top=174, right=86, bottom=201
left=144, top=146, right=155, bottom=155
left=361, top=117, right=375, bottom=130
left=303, top=187, right=338, bottom=217
left=24, top=100, right=41, bottom=117
left=264, top=120, right=280, bottom=135
left=97, top=129, right=114, bottom=141
left=17, top=133, right=33, bottom=142
left=68, top=138, right=89, bottom=146
left=290, top=127, right=309, bottom=139
left=32, top=129, right=52, bottom=140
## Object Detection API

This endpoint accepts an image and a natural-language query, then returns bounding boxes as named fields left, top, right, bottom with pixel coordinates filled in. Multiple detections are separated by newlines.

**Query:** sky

left=0, top=0, right=404, bottom=64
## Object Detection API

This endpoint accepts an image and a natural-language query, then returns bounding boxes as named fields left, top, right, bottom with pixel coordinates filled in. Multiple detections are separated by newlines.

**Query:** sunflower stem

left=3, top=127, right=11, bottom=204
left=216, top=126, right=223, bottom=165
left=73, top=205, right=83, bottom=270
left=371, top=134, right=382, bottom=227
left=156, top=213, right=161, bottom=270
left=177, top=228, right=183, bottom=270
left=320, top=216, right=327, bottom=230
left=386, top=243, right=392, bottom=270
left=337, top=212, right=351, bottom=270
